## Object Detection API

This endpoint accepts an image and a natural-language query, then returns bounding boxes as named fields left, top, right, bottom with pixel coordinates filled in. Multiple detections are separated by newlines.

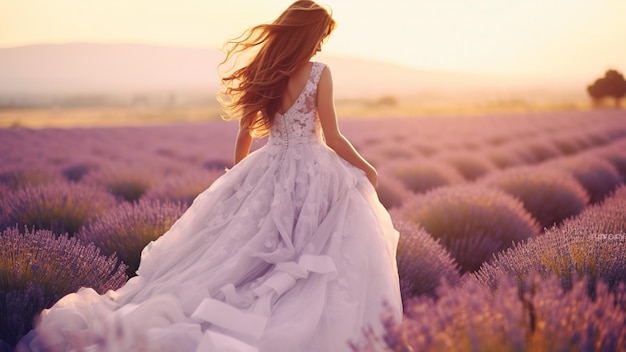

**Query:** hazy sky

left=2, top=0, right=625, bottom=80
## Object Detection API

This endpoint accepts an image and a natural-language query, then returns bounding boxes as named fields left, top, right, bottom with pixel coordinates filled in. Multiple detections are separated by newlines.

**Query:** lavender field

left=1, top=110, right=626, bottom=350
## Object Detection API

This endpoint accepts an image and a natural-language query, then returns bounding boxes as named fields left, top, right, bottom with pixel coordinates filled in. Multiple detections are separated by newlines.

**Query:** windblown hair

left=219, top=1, right=336, bottom=137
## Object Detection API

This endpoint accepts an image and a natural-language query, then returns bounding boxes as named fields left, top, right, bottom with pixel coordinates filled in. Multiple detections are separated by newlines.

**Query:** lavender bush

left=594, top=143, right=626, bottom=180
left=82, top=166, right=159, bottom=202
left=504, top=142, right=540, bottom=165
left=382, top=159, right=465, bottom=195
left=585, top=128, right=611, bottom=146
left=376, top=145, right=416, bottom=160
left=61, top=161, right=99, bottom=182
left=78, top=199, right=186, bottom=276
left=411, top=141, right=438, bottom=157
left=393, top=219, right=459, bottom=302
left=142, top=168, right=222, bottom=206
left=550, top=155, right=623, bottom=204
left=573, top=185, right=626, bottom=235
left=0, top=167, right=62, bottom=189
left=202, top=158, right=232, bottom=171
left=524, top=138, right=562, bottom=162
left=0, top=183, right=9, bottom=198
left=0, top=227, right=128, bottom=346
left=479, top=166, right=589, bottom=229
left=394, top=186, right=540, bottom=272
left=355, top=273, right=626, bottom=352
left=1, top=111, right=625, bottom=349
left=376, top=174, right=412, bottom=209
left=434, top=151, right=499, bottom=181
left=475, top=186, right=626, bottom=297
left=481, top=146, right=526, bottom=169
left=0, top=181, right=117, bottom=235
left=551, top=133, right=588, bottom=155
left=485, top=134, right=511, bottom=147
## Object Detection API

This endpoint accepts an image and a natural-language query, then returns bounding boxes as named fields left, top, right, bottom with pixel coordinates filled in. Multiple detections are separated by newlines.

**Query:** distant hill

left=0, top=43, right=220, bottom=95
left=0, top=43, right=533, bottom=97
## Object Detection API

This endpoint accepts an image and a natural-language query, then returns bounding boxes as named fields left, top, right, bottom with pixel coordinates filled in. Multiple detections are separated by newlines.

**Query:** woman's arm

left=234, top=118, right=253, bottom=165
left=317, top=66, right=379, bottom=188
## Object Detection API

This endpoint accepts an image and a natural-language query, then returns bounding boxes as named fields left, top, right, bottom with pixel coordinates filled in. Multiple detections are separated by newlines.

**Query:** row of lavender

left=1, top=110, right=625, bottom=348
left=356, top=186, right=626, bottom=351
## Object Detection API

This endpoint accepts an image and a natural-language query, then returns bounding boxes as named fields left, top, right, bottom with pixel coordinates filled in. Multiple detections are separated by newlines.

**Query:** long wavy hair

left=219, top=1, right=336, bottom=137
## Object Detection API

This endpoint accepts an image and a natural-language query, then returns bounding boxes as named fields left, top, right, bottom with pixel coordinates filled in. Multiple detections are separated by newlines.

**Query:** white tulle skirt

left=18, top=139, right=403, bottom=352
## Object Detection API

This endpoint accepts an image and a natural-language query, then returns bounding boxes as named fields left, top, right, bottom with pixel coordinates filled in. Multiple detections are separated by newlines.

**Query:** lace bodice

left=268, top=62, right=326, bottom=146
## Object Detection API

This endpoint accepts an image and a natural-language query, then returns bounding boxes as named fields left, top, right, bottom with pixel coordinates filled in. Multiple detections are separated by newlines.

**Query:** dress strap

left=310, top=62, right=326, bottom=88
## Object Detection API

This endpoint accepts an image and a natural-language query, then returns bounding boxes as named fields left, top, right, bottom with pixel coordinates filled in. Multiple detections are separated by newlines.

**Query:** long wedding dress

left=18, top=62, right=402, bottom=352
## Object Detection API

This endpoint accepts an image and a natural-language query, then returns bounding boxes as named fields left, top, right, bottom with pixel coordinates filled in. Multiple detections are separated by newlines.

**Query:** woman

left=18, top=1, right=402, bottom=351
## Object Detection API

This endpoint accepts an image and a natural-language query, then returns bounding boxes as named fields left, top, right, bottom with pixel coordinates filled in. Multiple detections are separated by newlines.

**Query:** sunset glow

left=2, top=0, right=625, bottom=81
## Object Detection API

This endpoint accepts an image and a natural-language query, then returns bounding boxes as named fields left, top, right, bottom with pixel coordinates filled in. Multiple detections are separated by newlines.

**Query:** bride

left=18, top=1, right=402, bottom=351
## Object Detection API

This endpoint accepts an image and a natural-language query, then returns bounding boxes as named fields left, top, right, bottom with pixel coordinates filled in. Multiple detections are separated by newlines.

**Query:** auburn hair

left=219, top=1, right=336, bottom=137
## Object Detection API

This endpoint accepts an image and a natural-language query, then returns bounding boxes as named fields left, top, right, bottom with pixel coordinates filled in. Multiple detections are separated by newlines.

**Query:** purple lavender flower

left=356, top=272, right=626, bottom=352
left=434, top=151, right=498, bottom=181
left=0, top=181, right=117, bottom=235
left=0, top=167, right=62, bottom=189
left=479, top=166, right=589, bottom=229
left=202, top=159, right=232, bottom=171
left=523, top=137, right=562, bottom=162
left=585, top=128, right=612, bottom=146
left=376, top=144, right=416, bottom=160
left=594, top=142, right=626, bottom=180
left=0, top=283, right=44, bottom=347
left=475, top=186, right=626, bottom=295
left=0, top=183, right=9, bottom=199
left=503, top=141, right=541, bottom=165
left=392, top=219, right=459, bottom=302
left=142, top=168, right=222, bottom=206
left=78, top=199, right=186, bottom=277
left=551, top=133, right=589, bottom=155
left=412, top=141, right=438, bottom=157
left=382, top=159, right=465, bottom=195
left=571, top=185, right=626, bottom=238
left=61, top=161, right=99, bottom=182
left=396, top=185, right=540, bottom=272
left=376, top=174, right=412, bottom=209
left=0, top=227, right=128, bottom=346
left=481, top=146, right=527, bottom=169
left=82, top=166, right=160, bottom=202
left=549, top=155, right=623, bottom=204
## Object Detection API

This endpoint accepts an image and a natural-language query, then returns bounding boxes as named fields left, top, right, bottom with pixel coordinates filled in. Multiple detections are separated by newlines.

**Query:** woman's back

left=279, top=62, right=314, bottom=115
left=268, top=61, right=326, bottom=145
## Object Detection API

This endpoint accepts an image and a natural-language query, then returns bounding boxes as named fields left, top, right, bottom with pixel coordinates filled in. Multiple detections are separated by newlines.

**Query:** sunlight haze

left=2, top=0, right=625, bottom=81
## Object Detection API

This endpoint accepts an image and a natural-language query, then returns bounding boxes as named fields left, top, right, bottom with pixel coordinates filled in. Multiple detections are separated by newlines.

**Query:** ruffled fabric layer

left=18, top=140, right=402, bottom=352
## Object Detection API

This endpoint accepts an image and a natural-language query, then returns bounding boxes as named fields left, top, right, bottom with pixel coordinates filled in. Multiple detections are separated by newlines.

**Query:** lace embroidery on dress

left=269, top=62, right=326, bottom=144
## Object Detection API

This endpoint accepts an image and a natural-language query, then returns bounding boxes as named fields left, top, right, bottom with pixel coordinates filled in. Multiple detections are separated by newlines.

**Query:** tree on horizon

left=587, top=69, right=626, bottom=108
